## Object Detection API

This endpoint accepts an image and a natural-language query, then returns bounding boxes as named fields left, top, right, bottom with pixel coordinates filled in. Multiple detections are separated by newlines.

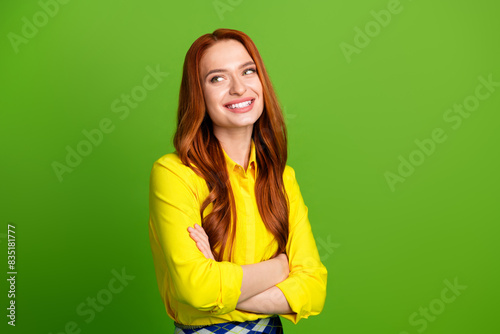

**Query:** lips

left=224, top=97, right=255, bottom=110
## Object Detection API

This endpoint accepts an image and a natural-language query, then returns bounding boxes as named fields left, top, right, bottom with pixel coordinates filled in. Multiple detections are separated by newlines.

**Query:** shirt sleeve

left=148, top=156, right=244, bottom=315
left=276, top=166, right=328, bottom=324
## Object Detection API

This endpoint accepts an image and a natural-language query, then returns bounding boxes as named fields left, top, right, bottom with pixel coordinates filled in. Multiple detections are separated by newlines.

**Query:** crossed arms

left=188, top=223, right=293, bottom=314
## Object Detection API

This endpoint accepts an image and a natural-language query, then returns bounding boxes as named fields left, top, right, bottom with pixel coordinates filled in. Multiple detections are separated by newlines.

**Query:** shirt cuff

left=275, top=275, right=310, bottom=324
left=210, top=261, right=244, bottom=315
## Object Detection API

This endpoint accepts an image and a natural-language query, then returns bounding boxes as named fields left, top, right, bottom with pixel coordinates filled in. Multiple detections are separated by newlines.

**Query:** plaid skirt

left=174, top=315, right=283, bottom=334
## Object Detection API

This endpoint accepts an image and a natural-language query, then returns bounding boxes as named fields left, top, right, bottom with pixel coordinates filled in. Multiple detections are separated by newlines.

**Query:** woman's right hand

left=187, top=223, right=215, bottom=260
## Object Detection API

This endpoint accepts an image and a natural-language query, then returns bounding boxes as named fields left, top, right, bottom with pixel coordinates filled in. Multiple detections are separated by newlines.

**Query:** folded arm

left=149, top=159, right=242, bottom=314
left=236, top=286, right=293, bottom=314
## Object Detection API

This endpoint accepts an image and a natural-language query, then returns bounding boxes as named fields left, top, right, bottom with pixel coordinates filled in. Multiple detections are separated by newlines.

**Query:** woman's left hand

left=187, top=224, right=215, bottom=260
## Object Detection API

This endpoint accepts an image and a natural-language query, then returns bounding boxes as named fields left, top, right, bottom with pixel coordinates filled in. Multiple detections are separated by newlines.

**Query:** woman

left=148, top=28, right=327, bottom=333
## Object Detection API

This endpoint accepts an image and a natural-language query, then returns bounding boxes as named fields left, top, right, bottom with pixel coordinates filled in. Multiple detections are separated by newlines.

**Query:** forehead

left=200, top=39, right=253, bottom=73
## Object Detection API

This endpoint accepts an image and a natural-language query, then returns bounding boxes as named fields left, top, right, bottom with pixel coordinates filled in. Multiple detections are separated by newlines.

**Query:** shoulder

left=283, top=164, right=297, bottom=182
left=149, top=153, right=203, bottom=205
left=153, top=152, right=192, bottom=170
left=154, top=152, right=182, bottom=168
left=283, top=164, right=299, bottom=193
left=150, top=152, right=199, bottom=183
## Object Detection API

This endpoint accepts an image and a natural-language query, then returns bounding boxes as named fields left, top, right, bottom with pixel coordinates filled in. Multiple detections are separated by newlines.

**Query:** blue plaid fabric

left=174, top=315, right=283, bottom=334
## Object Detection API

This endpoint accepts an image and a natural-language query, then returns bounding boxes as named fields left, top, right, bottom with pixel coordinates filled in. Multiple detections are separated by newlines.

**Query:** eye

left=243, top=67, right=257, bottom=75
left=210, top=75, right=224, bottom=83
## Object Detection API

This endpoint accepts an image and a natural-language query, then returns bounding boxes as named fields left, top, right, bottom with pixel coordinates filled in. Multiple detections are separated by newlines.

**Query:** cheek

left=251, top=82, right=264, bottom=106
left=203, top=87, right=222, bottom=110
left=249, top=80, right=263, bottom=98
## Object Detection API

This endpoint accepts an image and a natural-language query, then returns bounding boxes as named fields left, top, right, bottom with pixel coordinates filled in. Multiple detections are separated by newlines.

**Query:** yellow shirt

left=148, top=139, right=327, bottom=326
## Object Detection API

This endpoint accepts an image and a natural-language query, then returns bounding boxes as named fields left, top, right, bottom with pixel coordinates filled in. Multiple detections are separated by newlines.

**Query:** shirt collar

left=221, top=139, right=257, bottom=177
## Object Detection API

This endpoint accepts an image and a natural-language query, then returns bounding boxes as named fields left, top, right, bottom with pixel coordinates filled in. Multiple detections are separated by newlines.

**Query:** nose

left=229, top=75, right=246, bottom=96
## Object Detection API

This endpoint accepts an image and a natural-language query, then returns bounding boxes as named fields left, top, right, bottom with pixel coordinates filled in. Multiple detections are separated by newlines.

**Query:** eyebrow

left=204, top=61, right=256, bottom=81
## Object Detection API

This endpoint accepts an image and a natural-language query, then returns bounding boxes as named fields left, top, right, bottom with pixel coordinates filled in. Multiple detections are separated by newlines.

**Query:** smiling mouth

left=224, top=99, right=255, bottom=109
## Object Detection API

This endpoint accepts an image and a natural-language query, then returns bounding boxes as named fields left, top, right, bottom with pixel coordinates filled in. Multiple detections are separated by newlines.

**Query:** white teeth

left=226, top=100, right=252, bottom=109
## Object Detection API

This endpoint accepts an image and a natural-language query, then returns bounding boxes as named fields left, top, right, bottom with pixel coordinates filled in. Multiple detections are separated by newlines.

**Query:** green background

left=1, top=0, right=499, bottom=333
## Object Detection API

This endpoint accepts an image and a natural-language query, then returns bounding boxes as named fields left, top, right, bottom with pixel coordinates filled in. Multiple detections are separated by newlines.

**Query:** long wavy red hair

left=173, top=28, right=289, bottom=262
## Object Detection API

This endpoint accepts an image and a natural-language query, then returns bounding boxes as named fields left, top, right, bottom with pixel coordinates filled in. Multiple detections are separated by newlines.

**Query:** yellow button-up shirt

left=148, top=139, right=327, bottom=326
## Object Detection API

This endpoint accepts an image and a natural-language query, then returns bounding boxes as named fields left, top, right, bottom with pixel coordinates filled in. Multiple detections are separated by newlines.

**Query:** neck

left=214, top=125, right=253, bottom=170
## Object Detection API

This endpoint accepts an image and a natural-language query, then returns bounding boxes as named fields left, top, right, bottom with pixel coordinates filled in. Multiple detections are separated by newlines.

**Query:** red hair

left=173, top=28, right=289, bottom=262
